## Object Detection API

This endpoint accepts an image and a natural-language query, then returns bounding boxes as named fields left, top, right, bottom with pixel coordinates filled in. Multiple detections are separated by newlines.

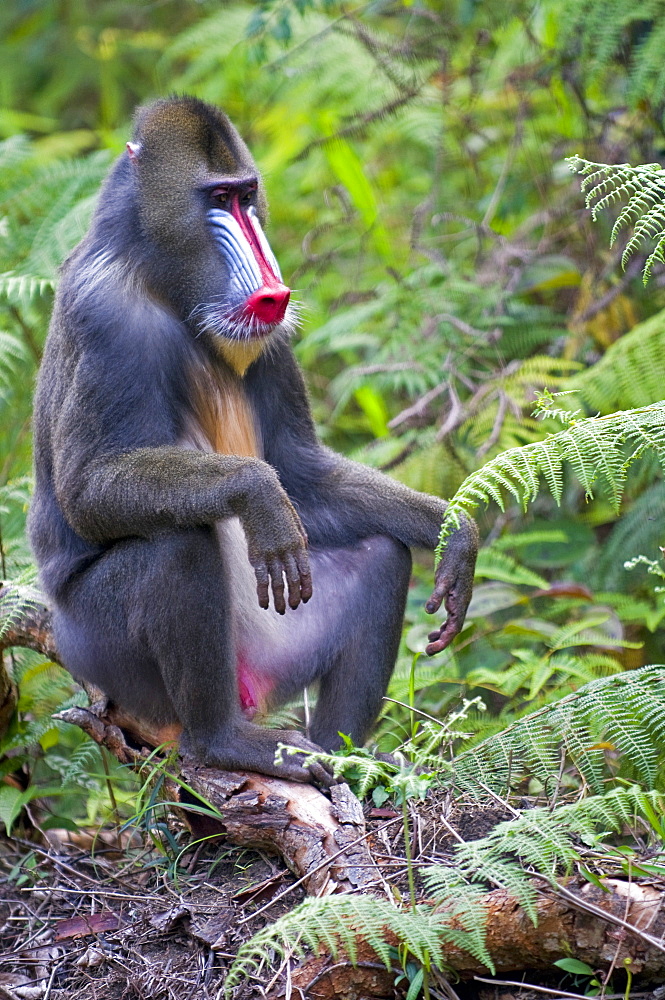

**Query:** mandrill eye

left=211, top=187, right=229, bottom=207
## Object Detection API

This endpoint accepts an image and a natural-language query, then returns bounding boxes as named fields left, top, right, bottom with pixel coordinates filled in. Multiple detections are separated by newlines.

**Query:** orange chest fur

left=187, top=361, right=260, bottom=458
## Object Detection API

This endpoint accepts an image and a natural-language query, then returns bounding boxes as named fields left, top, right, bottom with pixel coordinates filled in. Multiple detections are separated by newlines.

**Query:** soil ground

left=1, top=805, right=664, bottom=1000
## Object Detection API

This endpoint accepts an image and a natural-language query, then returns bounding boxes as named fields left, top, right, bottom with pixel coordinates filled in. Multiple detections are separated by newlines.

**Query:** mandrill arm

left=46, top=297, right=312, bottom=613
left=247, top=339, right=479, bottom=652
left=305, top=453, right=478, bottom=654
left=55, top=447, right=312, bottom=614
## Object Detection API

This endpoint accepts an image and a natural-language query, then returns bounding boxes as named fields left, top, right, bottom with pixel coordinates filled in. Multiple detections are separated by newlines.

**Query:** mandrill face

left=127, top=97, right=298, bottom=346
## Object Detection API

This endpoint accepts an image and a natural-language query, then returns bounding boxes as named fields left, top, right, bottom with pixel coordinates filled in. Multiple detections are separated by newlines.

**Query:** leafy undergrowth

left=1, top=777, right=664, bottom=1000
left=0, top=829, right=306, bottom=1000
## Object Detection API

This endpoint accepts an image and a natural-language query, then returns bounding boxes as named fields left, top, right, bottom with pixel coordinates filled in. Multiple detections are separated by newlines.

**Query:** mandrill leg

left=52, top=527, right=329, bottom=783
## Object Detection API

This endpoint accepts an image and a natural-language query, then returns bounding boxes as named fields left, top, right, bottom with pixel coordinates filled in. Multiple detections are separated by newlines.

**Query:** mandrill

left=28, top=97, right=478, bottom=783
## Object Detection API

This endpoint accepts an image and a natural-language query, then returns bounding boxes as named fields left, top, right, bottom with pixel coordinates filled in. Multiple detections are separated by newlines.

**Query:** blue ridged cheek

left=207, top=209, right=263, bottom=298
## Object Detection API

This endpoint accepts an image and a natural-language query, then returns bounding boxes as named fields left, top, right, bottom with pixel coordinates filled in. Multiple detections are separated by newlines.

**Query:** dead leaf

left=75, top=946, right=107, bottom=969
left=191, top=910, right=235, bottom=949
left=54, top=912, right=122, bottom=940
left=149, top=903, right=191, bottom=932
left=232, top=871, right=286, bottom=904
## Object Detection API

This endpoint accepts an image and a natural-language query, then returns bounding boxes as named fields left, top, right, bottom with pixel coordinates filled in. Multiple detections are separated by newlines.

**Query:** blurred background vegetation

left=2, top=0, right=665, bottom=829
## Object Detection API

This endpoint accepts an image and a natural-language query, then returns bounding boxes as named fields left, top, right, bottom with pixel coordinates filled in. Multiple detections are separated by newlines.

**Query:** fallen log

left=274, top=880, right=665, bottom=999
left=53, top=704, right=379, bottom=896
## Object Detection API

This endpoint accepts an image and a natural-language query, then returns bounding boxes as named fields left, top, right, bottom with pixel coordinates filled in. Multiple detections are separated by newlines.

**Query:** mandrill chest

left=182, top=350, right=262, bottom=459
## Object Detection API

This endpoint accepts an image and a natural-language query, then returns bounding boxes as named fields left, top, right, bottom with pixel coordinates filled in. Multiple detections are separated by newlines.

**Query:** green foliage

left=568, top=156, right=665, bottom=281
left=0, top=783, right=58, bottom=836
left=287, top=700, right=483, bottom=802
left=569, top=308, right=665, bottom=412
left=0, top=138, right=111, bottom=286
left=590, top=481, right=665, bottom=591
left=454, top=664, right=665, bottom=795
left=560, top=0, right=665, bottom=108
left=438, top=392, right=665, bottom=555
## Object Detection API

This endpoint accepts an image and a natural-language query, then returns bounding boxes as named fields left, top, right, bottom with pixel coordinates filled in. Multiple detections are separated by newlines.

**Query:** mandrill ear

left=126, top=142, right=142, bottom=162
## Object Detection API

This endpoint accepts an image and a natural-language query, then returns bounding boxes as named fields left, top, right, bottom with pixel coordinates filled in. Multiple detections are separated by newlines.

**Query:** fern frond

left=47, top=742, right=104, bottom=790
left=454, top=665, right=665, bottom=795
left=569, top=308, right=665, bottom=413
left=568, top=156, right=665, bottom=282
left=226, top=891, right=492, bottom=994
left=0, top=579, right=42, bottom=645
left=0, top=331, right=27, bottom=391
left=437, top=401, right=665, bottom=555
left=0, top=273, right=55, bottom=305
left=425, top=785, right=664, bottom=921
left=562, top=3, right=665, bottom=107
left=465, top=648, right=622, bottom=703
left=474, top=548, right=547, bottom=589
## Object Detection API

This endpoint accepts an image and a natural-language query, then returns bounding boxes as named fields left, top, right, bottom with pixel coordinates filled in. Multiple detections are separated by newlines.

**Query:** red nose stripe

left=231, top=196, right=280, bottom=286
left=244, top=284, right=290, bottom=324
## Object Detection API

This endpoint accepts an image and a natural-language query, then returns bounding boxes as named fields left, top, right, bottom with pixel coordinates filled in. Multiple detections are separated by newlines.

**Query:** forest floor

left=1, top=804, right=664, bottom=1000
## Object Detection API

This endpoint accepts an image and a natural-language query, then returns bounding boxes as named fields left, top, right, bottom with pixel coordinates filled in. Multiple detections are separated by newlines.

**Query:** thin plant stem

left=408, top=652, right=419, bottom=739
left=402, top=794, right=430, bottom=998
left=402, top=797, right=417, bottom=914
left=100, top=747, right=122, bottom=848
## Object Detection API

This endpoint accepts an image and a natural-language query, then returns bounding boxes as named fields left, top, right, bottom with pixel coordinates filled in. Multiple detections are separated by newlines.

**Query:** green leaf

left=406, top=968, right=424, bottom=1000
left=0, top=786, right=26, bottom=835
left=554, top=957, right=596, bottom=975
left=323, top=136, right=392, bottom=262
left=475, top=549, right=548, bottom=589
left=465, top=583, right=525, bottom=619
left=578, top=867, right=608, bottom=891
left=354, top=386, right=390, bottom=438
left=372, top=785, right=390, bottom=807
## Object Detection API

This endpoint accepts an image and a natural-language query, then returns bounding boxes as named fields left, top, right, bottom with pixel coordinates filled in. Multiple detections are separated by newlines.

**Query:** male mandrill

left=29, top=97, right=478, bottom=783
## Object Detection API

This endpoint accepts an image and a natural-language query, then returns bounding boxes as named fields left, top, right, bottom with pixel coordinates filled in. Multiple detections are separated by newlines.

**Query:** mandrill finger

left=425, top=628, right=453, bottom=656
left=269, top=559, right=287, bottom=615
left=308, top=760, right=336, bottom=788
left=284, top=553, right=302, bottom=610
left=425, top=574, right=450, bottom=615
left=425, top=611, right=462, bottom=656
left=253, top=561, right=270, bottom=610
left=296, top=550, right=313, bottom=603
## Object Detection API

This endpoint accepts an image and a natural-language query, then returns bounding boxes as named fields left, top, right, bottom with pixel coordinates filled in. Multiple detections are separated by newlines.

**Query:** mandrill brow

left=28, top=95, right=478, bottom=784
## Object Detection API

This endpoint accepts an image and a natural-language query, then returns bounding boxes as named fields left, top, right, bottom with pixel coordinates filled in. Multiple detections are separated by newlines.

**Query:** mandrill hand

left=241, top=470, right=313, bottom=615
left=424, top=514, right=478, bottom=656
